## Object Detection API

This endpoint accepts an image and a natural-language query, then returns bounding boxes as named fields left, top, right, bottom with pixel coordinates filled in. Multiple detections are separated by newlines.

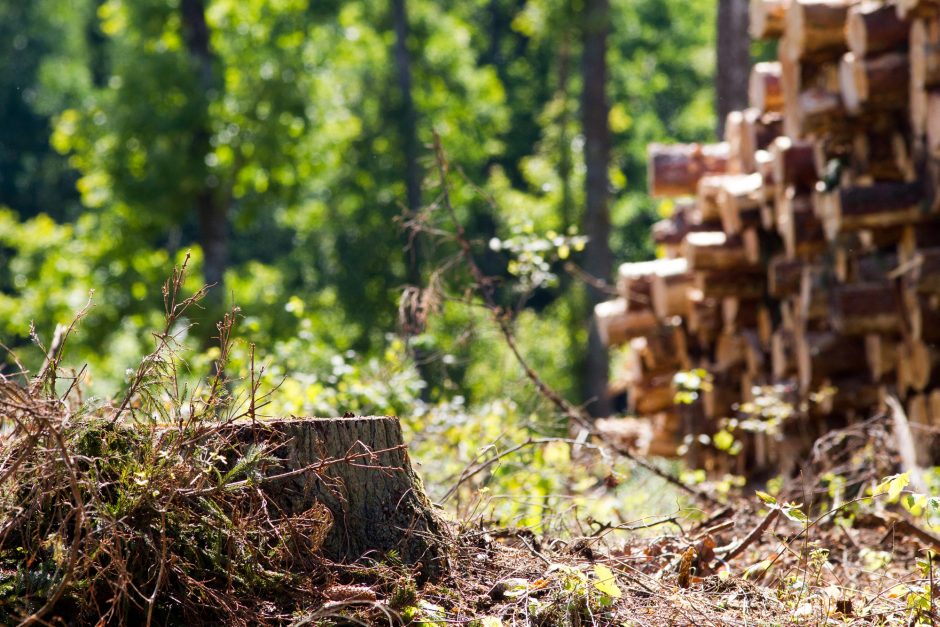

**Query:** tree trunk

left=392, top=0, right=423, bottom=284
left=716, top=0, right=751, bottom=137
left=181, top=0, right=228, bottom=316
left=226, top=416, right=452, bottom=581
left=581, top=0, right=612, bottom=417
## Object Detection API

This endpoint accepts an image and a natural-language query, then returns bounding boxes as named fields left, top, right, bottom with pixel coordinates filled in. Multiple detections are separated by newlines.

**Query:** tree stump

left=227, top=416, right=452, bottom=580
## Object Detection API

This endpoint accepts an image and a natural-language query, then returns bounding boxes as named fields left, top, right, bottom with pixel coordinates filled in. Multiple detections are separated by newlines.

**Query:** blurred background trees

left=0, top=0, right=721, bottom=417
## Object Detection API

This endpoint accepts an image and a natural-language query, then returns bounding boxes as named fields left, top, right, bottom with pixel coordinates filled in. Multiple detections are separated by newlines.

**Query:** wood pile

left=596, top=0, right=940, bottom=471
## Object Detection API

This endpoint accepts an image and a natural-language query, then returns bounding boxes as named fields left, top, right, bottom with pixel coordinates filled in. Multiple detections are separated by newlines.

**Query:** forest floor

left=321, top=499, right=937, bottom=626
left=320, top=414, right=940, bottom=626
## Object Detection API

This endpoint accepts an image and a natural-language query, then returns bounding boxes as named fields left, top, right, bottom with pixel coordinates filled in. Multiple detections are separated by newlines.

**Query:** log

left=749, top=62, right=785, bottom=112
left=794, top=86, right=847, bottom=136
left=815, top=376, right=883, bottom=414
left=784, top=0, right=853, bottom=61
left=898, top=338, right=940, bottom=392
left=594, top=298, right=660, bottom=346
left=900, top=246, right=940, bottom=292
left=694, top=270, right=766, bottom=300
left=927, top=90, right=940, bottom=155
left=852, top=131, right=914, bottom=181
left=911, top=18, right=940, bottom=135
left=651, top=211, right=723, bottom=252
left=904, top=290, right=940, bottom=342
left=771, top=136, right=817, bottom=189
left=865, top=334, right=899, bottom=382
left=778, top=190, right=826, bottom=257
left=682, top=231, right=759, bottom=271
left=722, top=297, right=767, bottom=332
left=898, top=220, right=940, bottom=262
left=772, top=328, right=798, bottom=378
left=768, top=255, right=806, bottom=298
left=715, top=332, right=749, bottom=372
left=648, top=143, right=731, bottom=197
left=627, top=323, right=690, bottom=377
left=227, top=417, right=452, bottom=579
left=651, top=263, right=695, bottom=318
left=797, top=331, right=867, bottom=392
left=751, top=0, right=789, bottom=39
left=696, top=175, right=729, bottom=221
left=725, top=110, right=780, bottom=173
left=846, top=2, right=910, bottom=58
left=895, top=0, right=940, bottom=20
left=618, top=258, right=689, bottom=310
left=839, top=51, right=910, bottom=113
left=687, top=291, right=722, bottom=341
left=629, top=374, right=676, bottom=415
left=816, top=180, right=924, bottom=240
left=717, top=173, right=765, bottom=233
left=911, top=18, right=940, bottom=89
left=830, top=281, right=902, bottom=335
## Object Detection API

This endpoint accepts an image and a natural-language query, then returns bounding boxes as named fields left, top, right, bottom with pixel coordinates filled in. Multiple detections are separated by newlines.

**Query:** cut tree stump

left=226, top=416, right=452, bottom=580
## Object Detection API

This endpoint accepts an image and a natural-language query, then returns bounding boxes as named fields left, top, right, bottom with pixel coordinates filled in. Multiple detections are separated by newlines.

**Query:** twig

left=428, top=133, right=720, bottom=507
left=717, top=508, right=779, bottom=562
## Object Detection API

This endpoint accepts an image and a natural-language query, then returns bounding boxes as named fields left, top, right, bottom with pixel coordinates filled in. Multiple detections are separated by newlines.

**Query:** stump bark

left=227, top=416, right=451, bottom=580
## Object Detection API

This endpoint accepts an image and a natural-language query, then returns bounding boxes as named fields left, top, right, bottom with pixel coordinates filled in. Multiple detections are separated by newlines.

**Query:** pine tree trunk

left=227, top=416, right=452, bottom=580
left=717, top=0, right=751, bottom=137
left=181, top=0, right=228, bottom=319
left=581, top=0, right=612, bottom=418
left=392, top=0, right=423, bottom=284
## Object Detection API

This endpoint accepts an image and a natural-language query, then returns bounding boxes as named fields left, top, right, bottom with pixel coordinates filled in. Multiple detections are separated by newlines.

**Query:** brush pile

left=596, top=0, right=940, bottom=473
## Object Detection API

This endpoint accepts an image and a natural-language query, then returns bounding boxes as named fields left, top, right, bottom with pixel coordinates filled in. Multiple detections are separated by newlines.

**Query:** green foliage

left=0, top=0, right=719, bottom=536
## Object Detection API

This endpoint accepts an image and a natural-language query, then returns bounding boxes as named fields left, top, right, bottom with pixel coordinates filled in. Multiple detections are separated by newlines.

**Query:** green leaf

left=593, top=564, right=622, bottom=599
left=755, top=490, right=777, bottom=505
left=781, top=505, right=808, bottom=524
left=874, top=473, right=910, bottom=502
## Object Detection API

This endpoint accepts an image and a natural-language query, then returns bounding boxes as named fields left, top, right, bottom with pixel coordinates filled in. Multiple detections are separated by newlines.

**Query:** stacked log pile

left=596, top=0, right=940, bottom=472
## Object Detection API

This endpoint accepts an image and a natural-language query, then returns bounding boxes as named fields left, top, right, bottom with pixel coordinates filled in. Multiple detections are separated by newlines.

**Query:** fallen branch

left=717, top=508, right=779, bottom=562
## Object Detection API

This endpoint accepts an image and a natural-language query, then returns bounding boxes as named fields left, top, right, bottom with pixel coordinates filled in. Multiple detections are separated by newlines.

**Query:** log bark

left=617, top=257, right=689, bottom=310
left=839, top=51, right=910, bottom=113
left=816, top=180, right=924, bottom=239
left=694, top=270, right=766, bottom=299
left=749, top=61, right=785, bottom=112
left=851, top=131, right=914, bottom=181
left=768, top=255, right=806, bottom=298
left=683, top=231, right=759, bottom=271
left=846, top=2, right=910, bottom=58
left=784, top=0, right=853, bottom=62
left=897, top=0, right=940, bottom=21
left=830, top=281, right=902, bottom=335
left=594, top=298, right=660, bottom=346
left=227, top=417, right=452, bottom=579
left=772, top=328, right=798, bottom=378
left=771, top=136, right=817, bottom=189
left=750, top=0, right=788, bottom=39
left=629, top=374, right=676, bottom=415
left=648, top=143, right=731, bottom=197
left=797, top=331, right=867, bottom=392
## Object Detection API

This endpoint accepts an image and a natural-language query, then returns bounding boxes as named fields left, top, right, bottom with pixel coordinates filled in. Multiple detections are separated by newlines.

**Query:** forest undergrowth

left=5, top=158, right=940, bottom=624
left=3, top=265, right=940, bottom=627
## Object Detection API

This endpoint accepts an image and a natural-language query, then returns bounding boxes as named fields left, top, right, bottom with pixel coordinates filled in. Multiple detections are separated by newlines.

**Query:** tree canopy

left=1, top=0, right=717, bottom=411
